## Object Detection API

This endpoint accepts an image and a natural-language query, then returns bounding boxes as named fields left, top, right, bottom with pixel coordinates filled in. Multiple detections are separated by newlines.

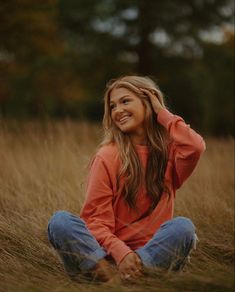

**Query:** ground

left=0, top=121, right=234, bottom=291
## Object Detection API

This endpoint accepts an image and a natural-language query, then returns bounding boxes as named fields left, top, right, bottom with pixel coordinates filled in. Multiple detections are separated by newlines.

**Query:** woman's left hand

left=118, top=252, right=142, bottom=281
left=140, top=88, right=165, bottom=115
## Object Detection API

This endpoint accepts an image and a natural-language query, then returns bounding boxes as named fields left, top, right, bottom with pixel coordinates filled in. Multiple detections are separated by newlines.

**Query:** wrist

left=117, top=251, right=134, bottom=267
left=154, top=105, right=164, bottom=115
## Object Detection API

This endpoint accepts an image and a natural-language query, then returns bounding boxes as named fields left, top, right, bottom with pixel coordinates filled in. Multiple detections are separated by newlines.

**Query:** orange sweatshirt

left=80, top=108, right=206, bottom=265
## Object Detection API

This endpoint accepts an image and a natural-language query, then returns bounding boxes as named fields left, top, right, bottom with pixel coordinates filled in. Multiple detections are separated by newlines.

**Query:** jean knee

left=173, top=216, right=195, bottom=239
left=48, top=210, right=77, bottom=240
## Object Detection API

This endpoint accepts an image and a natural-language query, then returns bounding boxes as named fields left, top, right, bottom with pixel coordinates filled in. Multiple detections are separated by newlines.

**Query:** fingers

left=135, top=253, right=142, bottom=264
left=121, top=266, right=143, bottom=281
left=139, top=87, right=156, bottom=97
left=122, top=270, right=143, bottom=282
left=139, top=87, right=165, bottom=114
left=118, top=252, right=143, bottom=281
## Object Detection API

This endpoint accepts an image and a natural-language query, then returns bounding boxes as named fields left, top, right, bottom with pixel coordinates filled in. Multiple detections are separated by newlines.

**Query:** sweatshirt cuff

left=157, top=108, right=177, bottom=128
left=110, top=241, right=133, bottom=265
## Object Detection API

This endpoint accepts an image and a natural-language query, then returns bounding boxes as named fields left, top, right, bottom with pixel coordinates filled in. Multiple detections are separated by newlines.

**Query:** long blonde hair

left=102, top=76, right=170, bottom=214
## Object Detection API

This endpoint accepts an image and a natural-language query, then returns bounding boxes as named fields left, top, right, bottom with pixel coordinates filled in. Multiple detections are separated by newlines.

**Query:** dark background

left=0, top=0, right=234, bottom=135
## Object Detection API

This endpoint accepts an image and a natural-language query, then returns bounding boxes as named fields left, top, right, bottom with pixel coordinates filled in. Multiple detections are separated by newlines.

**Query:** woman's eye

left=123, top=99, right=129, bottom=104
left=110, top=104, right=115, bottom=110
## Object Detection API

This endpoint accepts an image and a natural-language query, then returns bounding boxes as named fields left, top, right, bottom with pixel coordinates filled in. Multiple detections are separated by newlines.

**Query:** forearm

left=157, top=108, right=205, bottom=150
left=86, top=221, right=133, bottom=265
left=157, top=108, right=206, bottom=188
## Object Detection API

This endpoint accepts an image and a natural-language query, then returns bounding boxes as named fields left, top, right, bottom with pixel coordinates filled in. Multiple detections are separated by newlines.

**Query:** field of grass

left=0, top=120, right=234, bottom=292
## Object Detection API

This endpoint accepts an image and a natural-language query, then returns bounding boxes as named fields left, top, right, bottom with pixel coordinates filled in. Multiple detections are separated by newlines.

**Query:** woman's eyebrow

left=110, top=95, right=130, bottom=104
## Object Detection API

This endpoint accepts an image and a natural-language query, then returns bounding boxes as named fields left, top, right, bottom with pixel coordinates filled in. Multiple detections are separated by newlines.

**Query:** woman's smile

left=117, top=114, right=132, bottom=125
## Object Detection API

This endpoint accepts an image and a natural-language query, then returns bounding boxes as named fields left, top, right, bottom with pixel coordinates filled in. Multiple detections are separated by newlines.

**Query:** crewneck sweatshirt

left=80, top=108, right=206, bottom=265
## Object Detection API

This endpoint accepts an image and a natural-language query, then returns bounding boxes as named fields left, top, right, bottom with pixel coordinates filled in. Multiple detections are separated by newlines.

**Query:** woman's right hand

left=118, top=252, right=143, bottom=281
left=140, top=87, right=165, bottom=115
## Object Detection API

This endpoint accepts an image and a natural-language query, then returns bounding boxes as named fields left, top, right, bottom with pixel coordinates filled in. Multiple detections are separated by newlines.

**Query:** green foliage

left=0, top=0, right=234, bottom=135
left=195, top=35, right=234, bottom=135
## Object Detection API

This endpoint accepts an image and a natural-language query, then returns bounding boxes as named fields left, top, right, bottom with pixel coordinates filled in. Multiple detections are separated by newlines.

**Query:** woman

left=48, top=76, right=206, bottom=282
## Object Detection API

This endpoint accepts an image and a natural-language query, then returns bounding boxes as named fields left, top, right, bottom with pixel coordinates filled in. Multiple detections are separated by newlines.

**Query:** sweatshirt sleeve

left=80, top=155, right=133, bottom=265
left=157, top=108, right=206, bottom=189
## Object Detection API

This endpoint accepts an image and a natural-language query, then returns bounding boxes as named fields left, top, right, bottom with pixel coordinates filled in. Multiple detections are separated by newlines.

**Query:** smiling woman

left=109, top=87, right=147, bottom=144
left=47, top=75, right=206, bottom=283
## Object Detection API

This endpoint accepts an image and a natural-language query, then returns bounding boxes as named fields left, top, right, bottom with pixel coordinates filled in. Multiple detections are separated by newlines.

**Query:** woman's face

left=109, top=87, right=146, bottom=142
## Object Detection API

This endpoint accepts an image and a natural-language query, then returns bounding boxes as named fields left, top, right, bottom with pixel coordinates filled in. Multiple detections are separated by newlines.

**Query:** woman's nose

left=116, top=105, right=124, bottom=113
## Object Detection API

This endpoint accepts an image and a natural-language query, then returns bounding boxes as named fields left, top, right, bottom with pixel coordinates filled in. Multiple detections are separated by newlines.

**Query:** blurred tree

left=57, top=0, right=234, bottom=133
left=58, top=0, right=233, bottom=72
left=0, top=0, right=85, bottom=117
left=192, top=30, right=234, bottom=135
left=0, top=0, right=234, bottom=135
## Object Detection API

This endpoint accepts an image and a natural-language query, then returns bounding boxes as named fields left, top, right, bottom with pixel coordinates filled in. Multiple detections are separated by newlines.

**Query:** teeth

left=119, top=115, right=130, bottom=123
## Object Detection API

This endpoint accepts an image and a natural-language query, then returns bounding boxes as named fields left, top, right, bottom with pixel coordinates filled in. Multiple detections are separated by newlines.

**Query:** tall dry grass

left=0, top=120, right=234, bottom=292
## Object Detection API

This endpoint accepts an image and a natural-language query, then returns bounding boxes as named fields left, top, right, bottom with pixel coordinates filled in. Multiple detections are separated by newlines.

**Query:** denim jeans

left=47, top=211, right=197, bottom=277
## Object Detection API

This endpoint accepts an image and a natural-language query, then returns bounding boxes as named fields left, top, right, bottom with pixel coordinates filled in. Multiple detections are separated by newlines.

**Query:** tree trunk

left=137, top=0, right=155, bottom=74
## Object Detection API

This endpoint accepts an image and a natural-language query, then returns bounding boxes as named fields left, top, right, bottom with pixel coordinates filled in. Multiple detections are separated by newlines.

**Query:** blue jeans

left=47, top=211, right=197, bottom=277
